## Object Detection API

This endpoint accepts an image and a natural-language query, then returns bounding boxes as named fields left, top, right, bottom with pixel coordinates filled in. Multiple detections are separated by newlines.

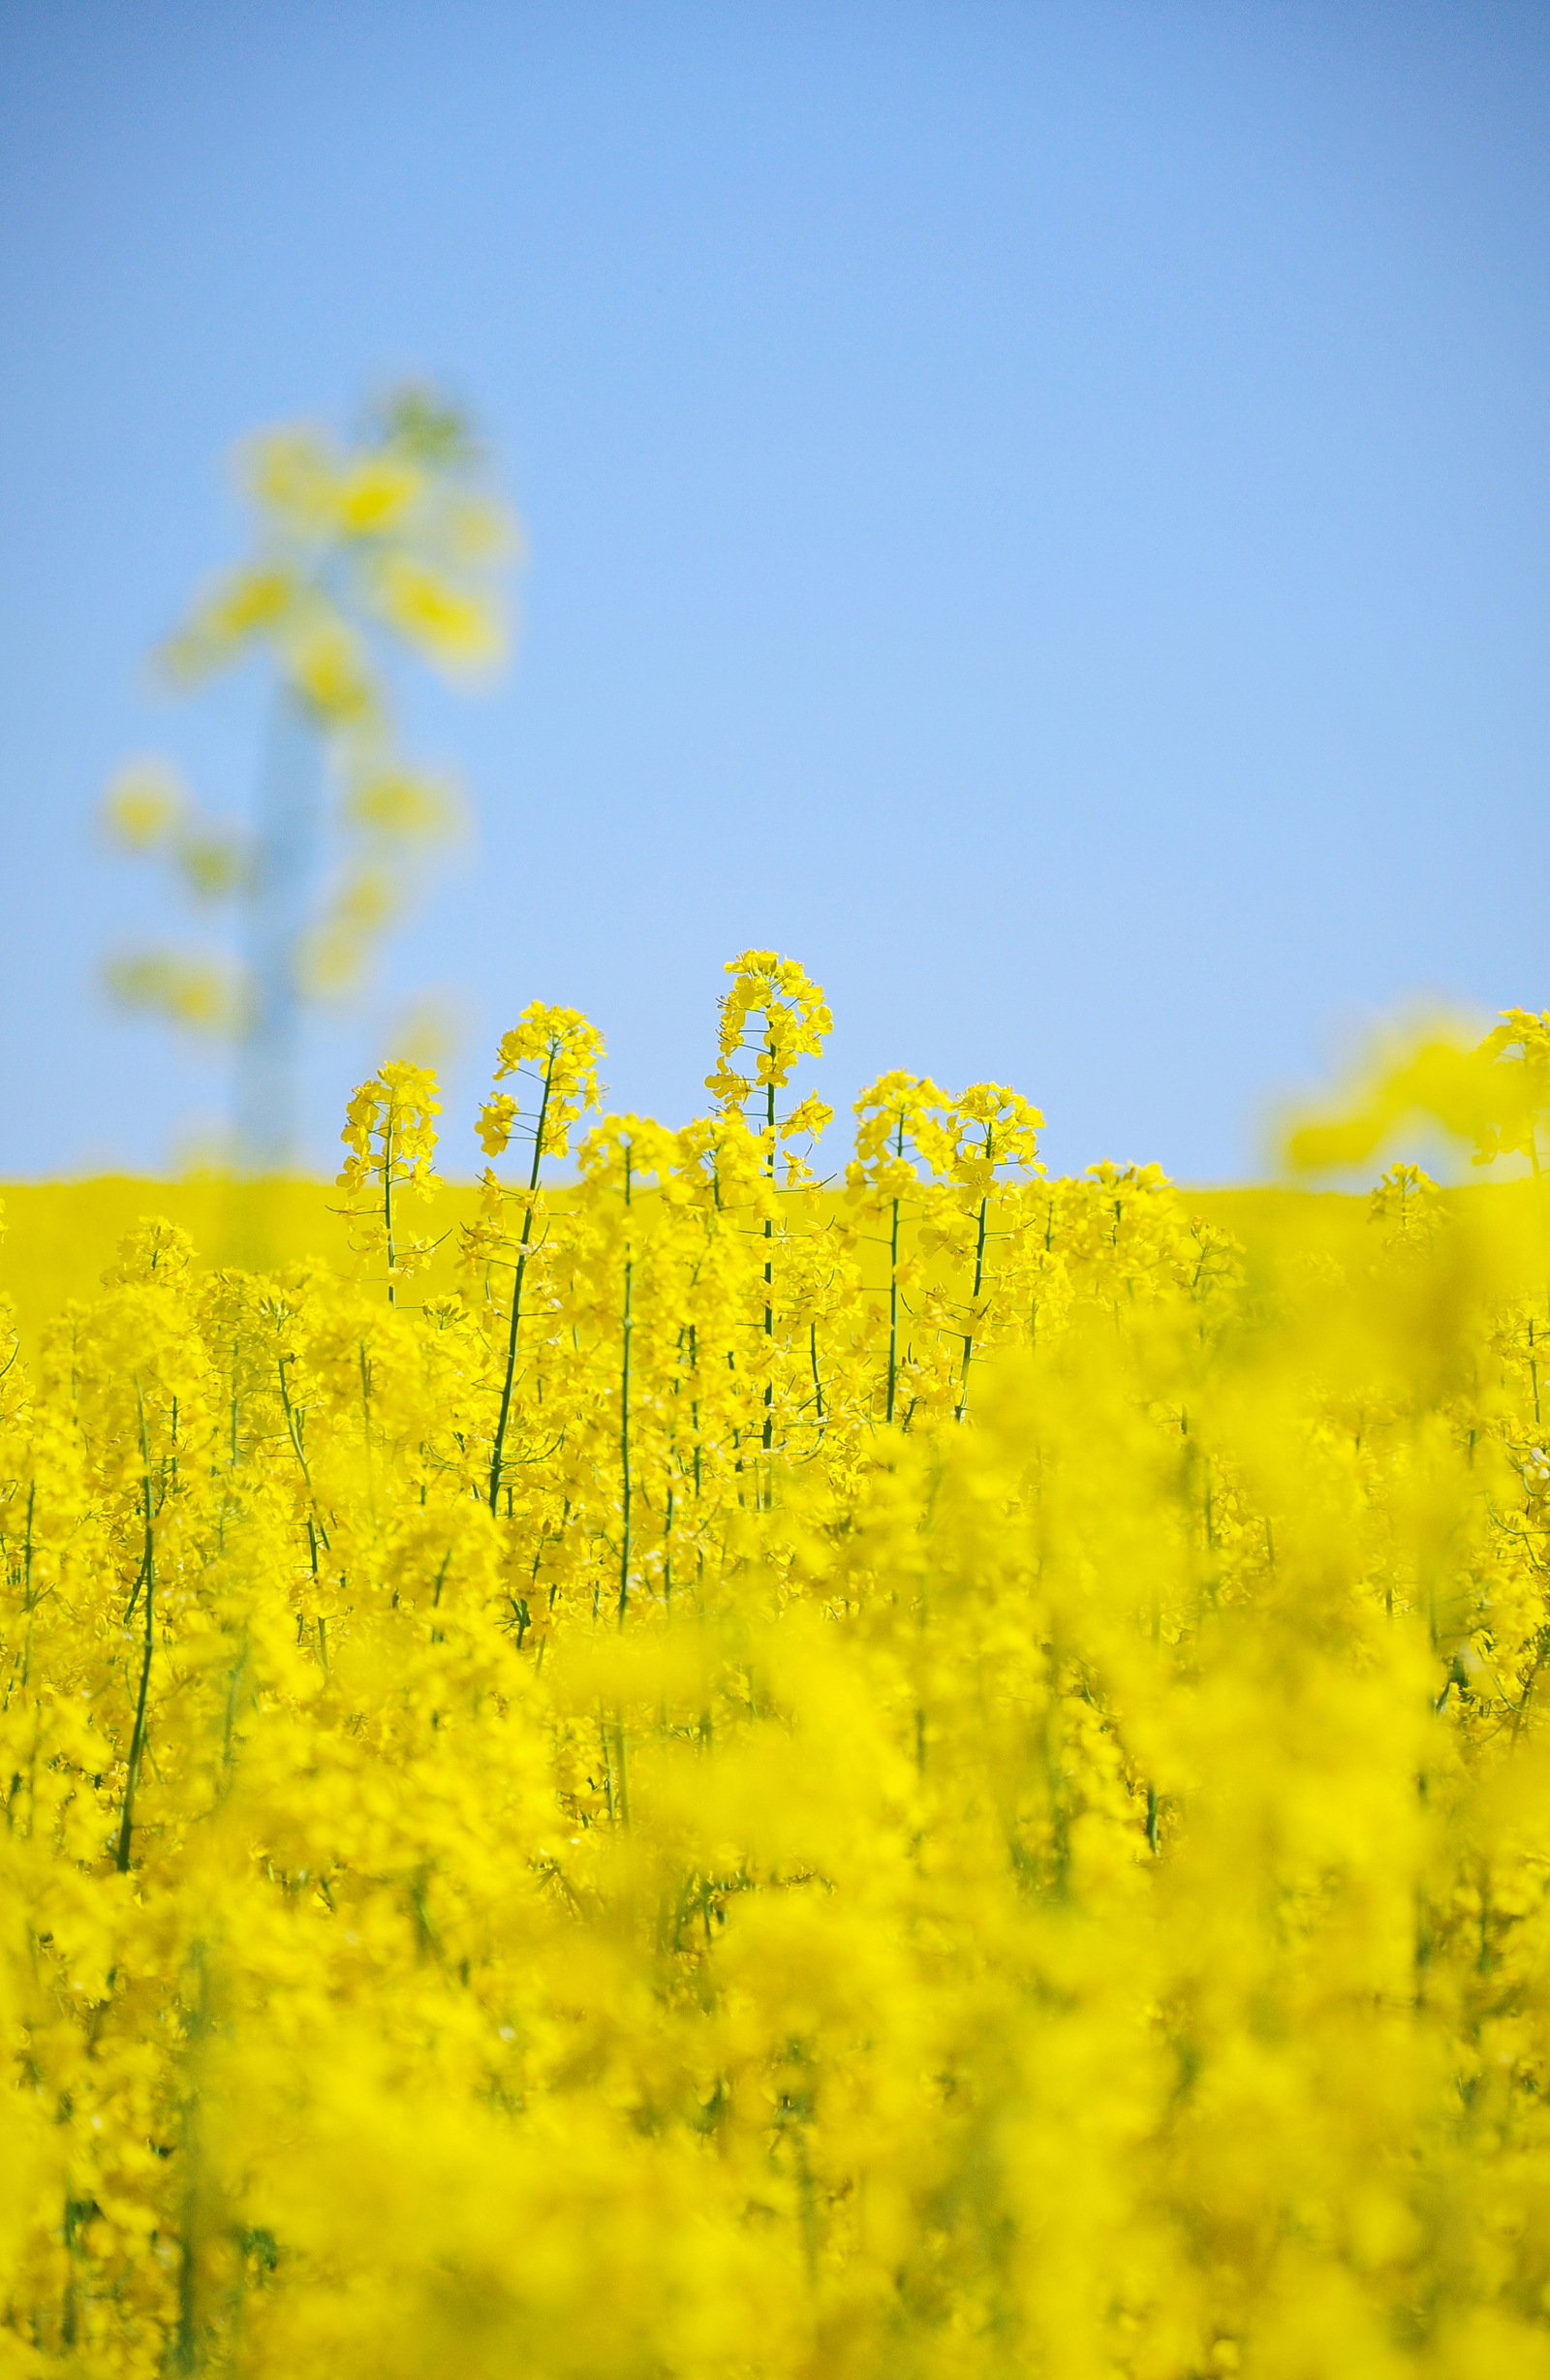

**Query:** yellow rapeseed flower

left=7, top=965, right=1550, bottom=2375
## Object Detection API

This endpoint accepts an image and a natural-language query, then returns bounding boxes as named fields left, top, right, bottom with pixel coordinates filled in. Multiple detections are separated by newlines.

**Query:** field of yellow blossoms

left=6, top=953, right=1550, bottom=2377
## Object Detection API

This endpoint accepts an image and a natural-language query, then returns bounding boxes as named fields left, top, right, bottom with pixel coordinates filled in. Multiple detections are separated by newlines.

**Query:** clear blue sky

left=0, top=0, right=1545, bottom=1180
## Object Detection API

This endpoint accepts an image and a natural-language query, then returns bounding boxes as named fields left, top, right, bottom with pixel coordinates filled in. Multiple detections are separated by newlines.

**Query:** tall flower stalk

left=706, top=951, right=833, bottom=1454
left=334, top=1061, right=443, bottom=1304
left=469, top=1006, right=604, bottom=1514
left=847, top=1071, right=951, bottom=1424
left=102, top=385, right=516, bottom=1170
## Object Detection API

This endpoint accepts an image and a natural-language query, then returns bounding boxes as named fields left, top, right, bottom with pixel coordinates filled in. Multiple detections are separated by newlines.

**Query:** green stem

left=114, top=1384, right=157, bottom=1873
left=618, top=1148, right=635, bottom=1624
left=384, top=1098, right=397, bottom=1304
left=762, top=1057, right=777, bottom=1452
left=886, top=1115, right=905, bottom=1425
left=171, top=1945, right=211, bottom=2374
left=488, top=1048, right=557, bottom=1513
left=957, top=1135, right=995, bottom=1422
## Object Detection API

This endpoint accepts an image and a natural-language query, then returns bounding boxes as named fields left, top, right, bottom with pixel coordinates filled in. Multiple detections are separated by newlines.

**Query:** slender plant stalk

left=1530, top=1128, right=1550, bottom=1401
left=235, top=690, right=321, bottom=1176
left=383, top=1096, right=397, bottom=1304
left=114, top=1384, right=157, bottom=1873
left=886, top=1116, right=905, bottom=1424
left=762, top=1050, right=778, bottom=1453
left=618, top=1146, right=635, bottom=1623
left=956, top=1125, right=995, bottom=1422
left=171, top=1943, right=211, bottom=2376
left=488, top=1049, right=557, bottom=1514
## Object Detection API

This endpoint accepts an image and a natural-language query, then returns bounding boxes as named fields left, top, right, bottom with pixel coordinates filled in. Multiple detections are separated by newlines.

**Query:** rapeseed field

left=5, top=953, right=1550, bottom=2377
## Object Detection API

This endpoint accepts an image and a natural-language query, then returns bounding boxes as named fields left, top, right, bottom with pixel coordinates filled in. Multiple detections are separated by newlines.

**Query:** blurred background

left=0, top=0, right=1545, bottom=1182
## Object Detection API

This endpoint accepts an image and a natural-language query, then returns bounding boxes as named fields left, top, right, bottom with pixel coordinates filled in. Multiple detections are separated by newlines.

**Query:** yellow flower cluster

left=165, top=389, right=512, bottom=705
left=705, top=950, right=835, bottom=1122
left=7, top=972, right=1550, bottom=2375
left=333, top=1061, right=444, bottom=1303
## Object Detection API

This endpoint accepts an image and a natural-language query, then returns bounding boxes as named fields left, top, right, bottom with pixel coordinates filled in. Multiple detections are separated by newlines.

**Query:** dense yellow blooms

left=706, top=950, right=835, bottom=1123
left=7, top=979, right=1550, bottom=2374
left=334, top=1062, right=444, bottom=1302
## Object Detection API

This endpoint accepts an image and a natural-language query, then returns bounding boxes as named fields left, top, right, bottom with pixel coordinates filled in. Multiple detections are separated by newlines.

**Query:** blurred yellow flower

left=102, top=947, right=242, bottom=1034
left=366, top=550, right=505, bottom=669
left=103, top=384, right=518, bottom=1164
left=100, top=757, right=187, bottom=848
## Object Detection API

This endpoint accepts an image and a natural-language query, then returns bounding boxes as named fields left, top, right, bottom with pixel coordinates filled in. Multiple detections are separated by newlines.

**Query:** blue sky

left=0, top=0, right=1545, bottom=1180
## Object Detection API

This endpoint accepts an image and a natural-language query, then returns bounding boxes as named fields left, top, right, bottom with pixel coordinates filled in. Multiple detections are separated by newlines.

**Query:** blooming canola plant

left=5, top=963, right=1550, bottom=2375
